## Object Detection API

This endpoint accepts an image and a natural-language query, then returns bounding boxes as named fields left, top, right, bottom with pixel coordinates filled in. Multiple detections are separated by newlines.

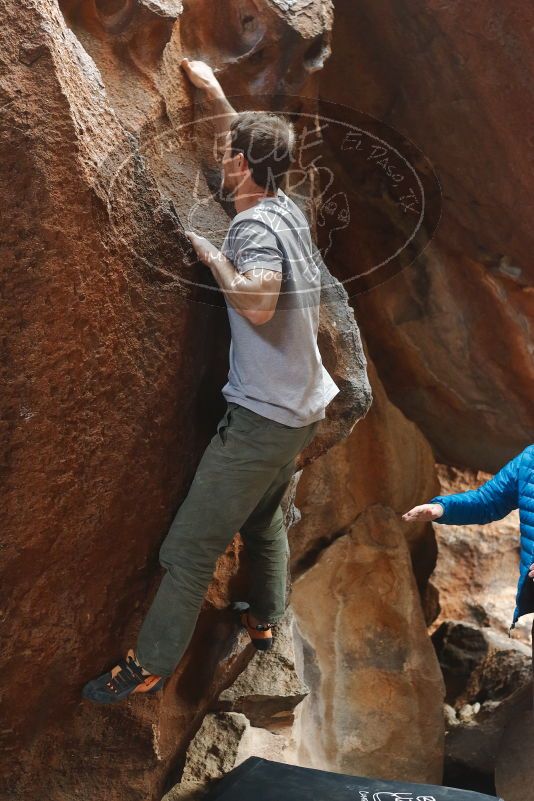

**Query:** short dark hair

left=229, top=111, right=296, bottom=190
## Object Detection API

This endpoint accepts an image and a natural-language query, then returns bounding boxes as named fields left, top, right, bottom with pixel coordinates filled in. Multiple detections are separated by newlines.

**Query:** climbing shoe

left=81, top=648, right=165, bottom=704
left=232, top=601, right=274, bottom=651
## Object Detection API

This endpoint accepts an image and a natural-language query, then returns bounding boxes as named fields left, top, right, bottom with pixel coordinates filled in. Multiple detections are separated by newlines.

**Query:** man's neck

left=234, top=187, right=279, bottom=214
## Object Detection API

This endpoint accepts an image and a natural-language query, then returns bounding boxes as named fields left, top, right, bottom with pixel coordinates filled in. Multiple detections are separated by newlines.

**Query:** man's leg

left=82, top=406, right=320, bottom=703
left=239, top=458, right=296, bottom=624
left=239, top=419, right=319, bottom=625
left=135, top=404, right=310, bottom=677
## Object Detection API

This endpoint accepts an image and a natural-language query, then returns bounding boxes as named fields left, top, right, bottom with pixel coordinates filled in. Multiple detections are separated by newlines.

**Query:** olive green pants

left=136, top=401, right=319, bottom=676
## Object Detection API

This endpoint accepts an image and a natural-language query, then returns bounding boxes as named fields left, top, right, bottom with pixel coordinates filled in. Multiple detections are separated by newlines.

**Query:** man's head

left=220, top=111, right=296, bottom=199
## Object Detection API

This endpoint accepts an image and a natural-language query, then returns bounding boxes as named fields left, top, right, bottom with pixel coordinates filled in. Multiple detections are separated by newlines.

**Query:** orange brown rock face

left=318, top=0, right=534, bottom=472
left=0, top=1, right=368, bottom=799
left=180, top=0, right=333, bottom=105
left=291, top=356, right=439, bottom=580
left=3, top=0, right=527, bottom=798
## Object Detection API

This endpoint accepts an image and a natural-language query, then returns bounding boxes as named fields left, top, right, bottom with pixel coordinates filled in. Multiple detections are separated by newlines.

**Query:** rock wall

left=2, top=0, right=528, bottom=799
left=0, top=1, right=371, bottom=799
left=318, top=0, right=534, bottom=472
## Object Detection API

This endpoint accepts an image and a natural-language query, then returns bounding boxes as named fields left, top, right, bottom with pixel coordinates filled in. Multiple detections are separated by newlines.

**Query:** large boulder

left=433, top=620, right=531, bottom=790
left=291, top=505, right=445, bottom=783
left=164, top=711, right=290, bottom=801
left=166, top=610, right=311, bottom=799
left=433, top=621, right=531, bottom=708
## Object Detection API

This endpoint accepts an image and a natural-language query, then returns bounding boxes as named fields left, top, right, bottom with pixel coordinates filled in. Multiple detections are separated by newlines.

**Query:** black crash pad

left=203, top=757, right=503, bottom=801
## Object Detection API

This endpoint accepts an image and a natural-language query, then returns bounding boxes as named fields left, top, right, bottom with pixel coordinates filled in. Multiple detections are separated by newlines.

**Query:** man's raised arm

left=180, top=57, right=237, bottom=158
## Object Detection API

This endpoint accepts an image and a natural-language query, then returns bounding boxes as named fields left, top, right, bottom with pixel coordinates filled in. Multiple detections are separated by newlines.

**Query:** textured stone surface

left=0, top=0, right=364, bottom=799
left=164, top=711, right=292, bottom=801
left=433, top=621, right=531, bottom=707
left=318, top=0, right=534, bottom=471
left=166, top=611, right=310, bottom=798
left=290, top=354, right=439, bottom=595
left=180, top=0, right=333, bottom=105
left=495, top=689, right=534, bottom=801
left=5, top=0, right=524, bottom=797
left=291, top=505, right=445, bottom=782
left=445, top=686, right=530, bottom=787
left=433, top=621, right=531, bottom=789
left=217, top=610, right=310, bottom=728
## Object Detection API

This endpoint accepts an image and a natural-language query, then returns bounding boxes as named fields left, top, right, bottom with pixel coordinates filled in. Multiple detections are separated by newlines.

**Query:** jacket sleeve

left=429, top=452, right=522, bottom=525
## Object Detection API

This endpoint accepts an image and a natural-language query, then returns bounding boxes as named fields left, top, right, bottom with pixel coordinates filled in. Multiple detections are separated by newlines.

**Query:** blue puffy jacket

left=428, top=444, right=534, bottom=631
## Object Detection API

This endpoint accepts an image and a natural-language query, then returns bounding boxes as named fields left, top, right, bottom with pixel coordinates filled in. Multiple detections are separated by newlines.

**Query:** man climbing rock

left=402, top=444, right=534, bottom=638
left=82, top=58, right=340, bottom=703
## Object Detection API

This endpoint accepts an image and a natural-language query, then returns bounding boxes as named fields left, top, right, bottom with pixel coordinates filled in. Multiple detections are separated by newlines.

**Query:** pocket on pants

left=218, top=403, right=264, bottom=445
left=216, top=405, right=233, bottom=445
left=302, top=420, right=320, bottom=449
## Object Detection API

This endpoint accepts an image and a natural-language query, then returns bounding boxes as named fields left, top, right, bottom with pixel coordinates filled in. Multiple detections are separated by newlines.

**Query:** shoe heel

left=251, top=638, right=273, bottom=652
left=232, top=601, right=274, bottom=651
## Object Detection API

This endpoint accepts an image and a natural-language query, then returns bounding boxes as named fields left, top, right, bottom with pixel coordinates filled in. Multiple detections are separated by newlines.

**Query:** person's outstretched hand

left=528, top=563, right=534, bottom=580
left=402, top=503, right=444, bottom=523
left=180, top=57, right=221, bottom=94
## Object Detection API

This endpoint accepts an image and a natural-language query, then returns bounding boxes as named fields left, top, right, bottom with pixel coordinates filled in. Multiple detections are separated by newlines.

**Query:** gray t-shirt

left=219, top=187, right=340, bottom=427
